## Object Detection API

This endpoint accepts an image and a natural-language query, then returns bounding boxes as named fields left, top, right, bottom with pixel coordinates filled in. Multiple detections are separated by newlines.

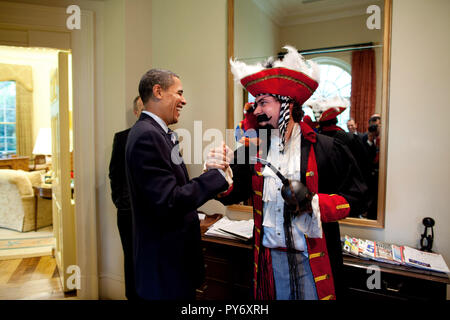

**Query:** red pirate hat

left=319, top=106, right=346, bottom=122
left=230, top=46, right=320, bottom=105
left=241, top=67, right=318, bottom=105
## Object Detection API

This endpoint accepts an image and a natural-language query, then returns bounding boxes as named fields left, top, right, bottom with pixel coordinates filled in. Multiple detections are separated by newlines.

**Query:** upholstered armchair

left=0, top=169, right=52, bottom=232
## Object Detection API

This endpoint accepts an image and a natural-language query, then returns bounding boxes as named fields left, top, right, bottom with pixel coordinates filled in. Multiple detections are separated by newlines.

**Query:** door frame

left=0, top=1, right=98, bottom=299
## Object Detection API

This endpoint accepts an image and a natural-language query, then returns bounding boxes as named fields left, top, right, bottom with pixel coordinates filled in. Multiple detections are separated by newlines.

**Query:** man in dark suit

left=362, top=114, right=381, bottom=220
left=125, top=69, right=231, bottom=300
left=108, top=96, right=143, bottom=300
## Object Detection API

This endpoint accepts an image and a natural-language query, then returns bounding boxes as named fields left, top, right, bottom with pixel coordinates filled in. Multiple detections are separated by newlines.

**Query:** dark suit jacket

left=109, top=128, right=131, bottom=211
left=125, top=113, right=229, bottom=300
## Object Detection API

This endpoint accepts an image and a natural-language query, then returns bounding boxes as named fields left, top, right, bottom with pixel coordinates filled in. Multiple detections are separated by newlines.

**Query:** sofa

left=0, top=169, right=52, bottom=232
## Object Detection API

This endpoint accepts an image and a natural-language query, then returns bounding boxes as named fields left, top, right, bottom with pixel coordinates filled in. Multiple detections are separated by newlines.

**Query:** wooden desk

left=342, top=254, right=449, bottom=300
left=33, top=185, right=52, bottom=232
left=199, top=215, right=449, bottom=300
left=0, top=156, right=29, bottom=171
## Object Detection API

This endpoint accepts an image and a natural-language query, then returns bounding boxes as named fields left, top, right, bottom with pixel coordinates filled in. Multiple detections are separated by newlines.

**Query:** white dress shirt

left=142, top=110, right=180, bottom=144
left=261, top=123, right=322, bottom=254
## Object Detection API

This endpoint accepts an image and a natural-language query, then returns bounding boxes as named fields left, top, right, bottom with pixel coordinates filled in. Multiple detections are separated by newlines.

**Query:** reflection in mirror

left=227, top=0, right=391, bottom=228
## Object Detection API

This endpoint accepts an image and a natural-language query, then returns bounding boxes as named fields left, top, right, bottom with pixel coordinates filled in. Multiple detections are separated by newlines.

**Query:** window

left=0, top=81, right=16, bottom=156
left=304, top=57, right=352, bottom=130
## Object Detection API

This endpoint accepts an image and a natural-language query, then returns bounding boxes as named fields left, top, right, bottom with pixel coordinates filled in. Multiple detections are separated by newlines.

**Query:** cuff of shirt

left=308, top=194, right=323, bottom=238
left=203, top=163, right=233, bottom=187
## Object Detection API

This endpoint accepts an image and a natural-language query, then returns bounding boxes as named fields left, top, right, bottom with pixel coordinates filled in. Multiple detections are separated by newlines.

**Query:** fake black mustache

left=257, top=114, right=272, bottom=123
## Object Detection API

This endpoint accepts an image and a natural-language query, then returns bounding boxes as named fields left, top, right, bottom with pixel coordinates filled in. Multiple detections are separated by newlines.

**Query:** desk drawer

left=204, top=256, right=230, bottom=281
left=200, top=238, right=253, bottom=300
left=343, top=265, right=447, bottom=300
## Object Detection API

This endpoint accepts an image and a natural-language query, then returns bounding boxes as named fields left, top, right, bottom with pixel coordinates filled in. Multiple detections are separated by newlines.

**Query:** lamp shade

left=32, top=128, right=52, bottom=155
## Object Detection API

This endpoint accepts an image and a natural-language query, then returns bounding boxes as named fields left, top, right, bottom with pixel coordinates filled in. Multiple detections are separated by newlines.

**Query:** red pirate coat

left=219, top=121, right=368, bottom=300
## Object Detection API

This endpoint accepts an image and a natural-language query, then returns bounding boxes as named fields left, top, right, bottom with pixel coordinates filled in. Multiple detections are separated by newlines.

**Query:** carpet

left=0, top=236, right=54, bottom=260
left=0, top=236, right=54, bottom=250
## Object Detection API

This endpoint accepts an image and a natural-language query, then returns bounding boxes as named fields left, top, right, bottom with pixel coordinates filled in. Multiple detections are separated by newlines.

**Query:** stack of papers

left=204, top=216, right=254, bottom=241
left=403, top=246, right=450, bottom=273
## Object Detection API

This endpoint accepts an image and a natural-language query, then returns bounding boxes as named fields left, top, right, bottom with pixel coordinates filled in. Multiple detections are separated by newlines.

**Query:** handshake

left=205, top=142, right=234, bottom=171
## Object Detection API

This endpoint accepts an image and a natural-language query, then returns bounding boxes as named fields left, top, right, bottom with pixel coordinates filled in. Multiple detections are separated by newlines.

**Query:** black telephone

left=420, top=217, right=435, bottom=252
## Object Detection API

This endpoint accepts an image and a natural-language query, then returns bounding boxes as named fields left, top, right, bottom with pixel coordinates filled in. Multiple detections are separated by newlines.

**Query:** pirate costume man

left=217, top=46, right=368, bottom=300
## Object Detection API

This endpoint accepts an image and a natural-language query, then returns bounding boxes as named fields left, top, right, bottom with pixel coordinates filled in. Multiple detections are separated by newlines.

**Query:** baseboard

left=98, top=272, right=126, bottom=300
left=0, top=246, right=53, bottom=260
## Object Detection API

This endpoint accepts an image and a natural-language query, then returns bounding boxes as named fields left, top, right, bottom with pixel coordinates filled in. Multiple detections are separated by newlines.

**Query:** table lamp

left=32, top=127, right=52, bottom=162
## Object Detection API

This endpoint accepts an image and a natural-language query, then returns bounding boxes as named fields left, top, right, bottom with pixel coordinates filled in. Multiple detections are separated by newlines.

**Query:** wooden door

left=51, top=51, right=76, bottom=292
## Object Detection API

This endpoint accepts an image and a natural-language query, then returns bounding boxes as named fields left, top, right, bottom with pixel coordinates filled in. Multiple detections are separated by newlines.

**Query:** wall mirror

left=226, top=0, right=392, bottom=228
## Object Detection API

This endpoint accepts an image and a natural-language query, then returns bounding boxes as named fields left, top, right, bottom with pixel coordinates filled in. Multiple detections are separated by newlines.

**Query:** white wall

left=98, top=0, right=153, bottom=300
left=233, top=0, right=280, bottom=126
left=151, top=0, right=227, bottom=215
left=234, top=0, right=280, bottom=61
left=280, top=14, right=383, bottom=114
left=340, top=0, right=450, bottom=297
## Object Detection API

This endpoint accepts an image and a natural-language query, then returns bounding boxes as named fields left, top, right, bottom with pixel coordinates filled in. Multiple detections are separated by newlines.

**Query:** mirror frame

left=226, top=0, right=392, bottom=228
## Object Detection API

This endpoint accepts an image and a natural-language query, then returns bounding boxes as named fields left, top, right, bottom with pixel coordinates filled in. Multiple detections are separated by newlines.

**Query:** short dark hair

left=369, top=115, right=381, bottom=124
left=291, top=101, right=304, bottom=123
left=138, top=69, right=179, bottom=104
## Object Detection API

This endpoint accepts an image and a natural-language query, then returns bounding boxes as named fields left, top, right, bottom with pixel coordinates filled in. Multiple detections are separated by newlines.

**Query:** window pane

left=5, top=108, right=15, bottom=122
left=0, top=124, right=4, bottom=137
left=340, top=83, right=351, bottom=98
left=0, top=138, right=5, bottom=151
left=5, top=124, right=15, bottom=137
left=0, top=112, right=4, bottom=122
left=6, top=137, right=16, bottom=152
left=6, top=95, right=15, bottom=108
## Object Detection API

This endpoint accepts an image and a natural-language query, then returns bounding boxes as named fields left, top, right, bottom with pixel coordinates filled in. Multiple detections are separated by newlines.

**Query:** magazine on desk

left=342, top=235, right=450, bottom=274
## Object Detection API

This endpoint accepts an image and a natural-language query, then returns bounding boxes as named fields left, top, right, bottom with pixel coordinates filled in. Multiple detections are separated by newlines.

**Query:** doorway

left=0, top=44, right=75, bottom=298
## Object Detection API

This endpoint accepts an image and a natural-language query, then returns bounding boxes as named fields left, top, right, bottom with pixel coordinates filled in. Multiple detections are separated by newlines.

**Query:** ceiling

left=0, top=45, right=59, bottom=64
left=251, top=0, right=384, bottom=26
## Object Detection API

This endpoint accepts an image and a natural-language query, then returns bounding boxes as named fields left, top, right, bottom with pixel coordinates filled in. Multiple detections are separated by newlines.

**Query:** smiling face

left=347, top=119, right=357, bottom=133
left=253, top=94, right=281, bottom=129
left=160, top=76, right=186, bottom=125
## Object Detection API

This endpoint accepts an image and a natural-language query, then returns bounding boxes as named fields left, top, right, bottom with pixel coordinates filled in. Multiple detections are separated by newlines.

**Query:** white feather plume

left=304, top=95, right=349, bottom=121
left=229, top=45, right=320, bottom=86
left=273, top=45, right=320, bottom=82
left=229, top=59, right=264, bottom=83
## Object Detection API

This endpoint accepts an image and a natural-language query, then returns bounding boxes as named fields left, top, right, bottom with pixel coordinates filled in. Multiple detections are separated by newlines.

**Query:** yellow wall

left=0, top=46, right=58, bottom=148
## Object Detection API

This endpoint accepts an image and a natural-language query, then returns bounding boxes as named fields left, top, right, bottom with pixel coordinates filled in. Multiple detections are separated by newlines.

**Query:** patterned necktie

left=167, top=129, right=178, bottom=145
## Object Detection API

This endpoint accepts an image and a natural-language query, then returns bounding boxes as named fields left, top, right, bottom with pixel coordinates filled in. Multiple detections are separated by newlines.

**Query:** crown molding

left=251, top=0, right=383, bottom=27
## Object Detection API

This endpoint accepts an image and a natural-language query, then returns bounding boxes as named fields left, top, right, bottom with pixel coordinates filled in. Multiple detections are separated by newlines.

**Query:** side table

left=33, top=185, right=52, bottom=232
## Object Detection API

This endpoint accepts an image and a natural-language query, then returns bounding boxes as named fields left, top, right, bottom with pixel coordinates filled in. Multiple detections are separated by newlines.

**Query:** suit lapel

left=141, top=113, right=189, bottom=181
